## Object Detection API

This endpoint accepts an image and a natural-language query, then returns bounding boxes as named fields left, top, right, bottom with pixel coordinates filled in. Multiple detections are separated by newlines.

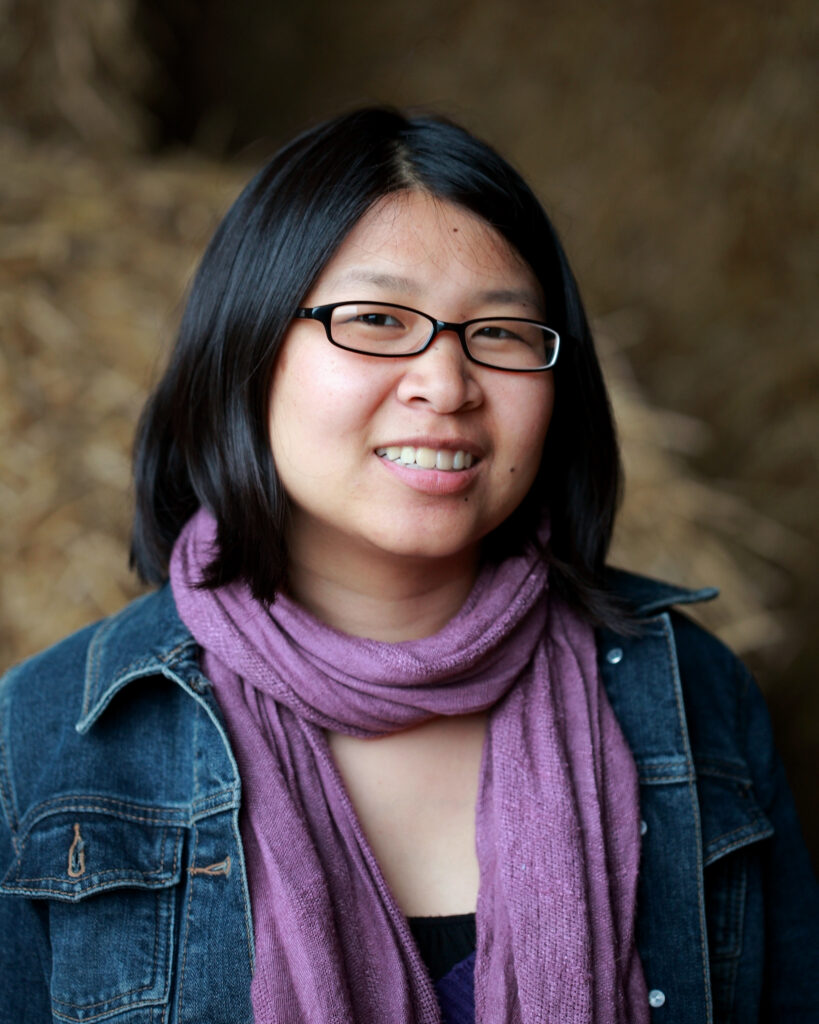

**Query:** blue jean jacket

left=1, top=571, right=817, bottom=1023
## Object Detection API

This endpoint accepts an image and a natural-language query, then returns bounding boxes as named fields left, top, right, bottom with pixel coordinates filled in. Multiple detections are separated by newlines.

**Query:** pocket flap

left=697, top=770, right=773, bottom=867
left=1, top=807, right=184, bottom=901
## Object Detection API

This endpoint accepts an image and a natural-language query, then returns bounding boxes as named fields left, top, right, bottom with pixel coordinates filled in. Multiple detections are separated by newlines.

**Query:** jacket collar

left=604, top=567, right=718, bottom=616
left=78, top=570, right=718, bottom=731
left=77, top=585, right=199, bottom=733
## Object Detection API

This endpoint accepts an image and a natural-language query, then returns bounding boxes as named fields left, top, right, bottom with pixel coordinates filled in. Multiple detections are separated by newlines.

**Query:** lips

left=375, top=445, right=476, bottom=471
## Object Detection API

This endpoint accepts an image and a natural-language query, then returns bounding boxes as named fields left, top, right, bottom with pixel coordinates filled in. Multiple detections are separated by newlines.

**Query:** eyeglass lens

left=328, top=303, right=557, bottom=370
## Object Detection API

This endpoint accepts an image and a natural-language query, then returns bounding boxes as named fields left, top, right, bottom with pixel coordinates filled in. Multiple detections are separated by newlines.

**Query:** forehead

left=314, top=191, right=542, bottom=305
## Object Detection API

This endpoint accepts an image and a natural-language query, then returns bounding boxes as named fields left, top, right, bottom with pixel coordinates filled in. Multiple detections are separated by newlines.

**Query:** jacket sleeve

left=0, top=674, right=54, bottom=1022
left=739, top=660, right=819, bottom=1020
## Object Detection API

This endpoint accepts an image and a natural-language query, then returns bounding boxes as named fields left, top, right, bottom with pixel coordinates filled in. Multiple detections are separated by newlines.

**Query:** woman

left=1, top=107, right=816, bottom=1024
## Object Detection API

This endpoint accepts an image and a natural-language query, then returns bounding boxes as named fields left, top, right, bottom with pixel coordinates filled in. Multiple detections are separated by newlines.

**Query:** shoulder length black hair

left=131, top=106, right=628, bottom=628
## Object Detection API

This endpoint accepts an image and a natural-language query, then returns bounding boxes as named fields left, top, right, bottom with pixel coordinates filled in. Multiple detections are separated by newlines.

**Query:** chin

left=363, top=522, right=492, bottom=566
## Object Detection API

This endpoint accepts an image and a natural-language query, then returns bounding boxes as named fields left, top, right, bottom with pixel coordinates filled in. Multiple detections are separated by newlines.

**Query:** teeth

left=375, top=445, right=476, bottom=472
left=415, top=447, right=437, bottom=469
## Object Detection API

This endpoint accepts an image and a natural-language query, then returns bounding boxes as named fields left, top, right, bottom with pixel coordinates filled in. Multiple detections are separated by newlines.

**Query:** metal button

left=606, top=647, right=624, bottom=665
left=648, top=989, right=666, bottom=1008
left=640, top=819, right=648, bottom=836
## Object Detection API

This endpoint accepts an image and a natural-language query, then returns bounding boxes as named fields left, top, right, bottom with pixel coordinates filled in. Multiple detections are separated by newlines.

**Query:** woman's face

left=268, top=191, right=554, bottom=579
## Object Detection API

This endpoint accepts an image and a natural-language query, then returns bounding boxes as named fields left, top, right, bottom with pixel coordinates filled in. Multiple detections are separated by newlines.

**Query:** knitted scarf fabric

left=170, top=508, right=648, bottom=1024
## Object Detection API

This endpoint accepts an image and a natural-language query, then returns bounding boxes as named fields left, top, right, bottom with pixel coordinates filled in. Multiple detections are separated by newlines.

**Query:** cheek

left=268, top=347, right=321, bottom=467
left=268, top=344, right=392, bottom=464
left=499, top=378, right=554, bottom=477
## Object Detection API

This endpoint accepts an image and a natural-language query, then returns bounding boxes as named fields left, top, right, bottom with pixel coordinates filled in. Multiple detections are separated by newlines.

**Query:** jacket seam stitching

left=176, top=826, right=198, bottom=1019
left=706, top=819, right=770, bottom=848
left=15, top=791, right=237, bottom=829
left=18, top=798, right=190, bottom=829
left=230, top=805, right=256, bottom=971
left=9, top=869, right=172, bottom=884
left=176, top=699, right=202, bottom=1020
left=662, top=612, right=714, bottom=1024
left=0, top=708, right=20, bottom=840
left=52, top=993, right=166, bottom=1020
left=52, top=995, right=166, bottom=1023
left=706, top=828, right=774, bottom=862
left=190, top=796, right=241, bottom=821
left=639, top=772, right=696, bottom=784
left=695, top=768, right=753, bottom=785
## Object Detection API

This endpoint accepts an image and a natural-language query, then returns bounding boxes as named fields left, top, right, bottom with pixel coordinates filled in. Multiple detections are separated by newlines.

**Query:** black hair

left=131, top=106, right=630, bottom=629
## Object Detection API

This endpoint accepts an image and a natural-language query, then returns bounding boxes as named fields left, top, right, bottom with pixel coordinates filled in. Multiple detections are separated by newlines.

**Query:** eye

left=330, top=305, right=422, bottom=354
left=467, top=321, right=549, bottom=363
left=473, top=324, right=523, bottom=341
left=334, top=305, right=410, bottom=332
left=355, top=312, right=405, bottom=329
left=472, top=323, right=536, bottom=346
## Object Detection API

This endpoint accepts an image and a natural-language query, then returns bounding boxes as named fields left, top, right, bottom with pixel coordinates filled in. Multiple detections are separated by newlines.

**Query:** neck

left=284, top=543, right=479, bottom=642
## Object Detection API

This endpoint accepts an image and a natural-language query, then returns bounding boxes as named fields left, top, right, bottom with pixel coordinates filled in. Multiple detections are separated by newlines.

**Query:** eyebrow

left=331, top=269, right=544, bottom=313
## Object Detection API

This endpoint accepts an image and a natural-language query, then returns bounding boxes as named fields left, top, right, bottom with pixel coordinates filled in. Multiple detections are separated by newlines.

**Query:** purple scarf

left=171, top=508, right=648, bottom=1023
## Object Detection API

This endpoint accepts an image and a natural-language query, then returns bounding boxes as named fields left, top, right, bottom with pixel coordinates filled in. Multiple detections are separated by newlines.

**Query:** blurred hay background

left=1, top=0, right=816, bottom=860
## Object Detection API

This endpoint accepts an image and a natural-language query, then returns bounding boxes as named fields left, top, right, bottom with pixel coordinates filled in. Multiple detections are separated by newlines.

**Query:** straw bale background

left=2, top=134, right=790, bottom=659
left=0, top=135, right=239, bottom=658
left=1, top=0, right=816, bottom=858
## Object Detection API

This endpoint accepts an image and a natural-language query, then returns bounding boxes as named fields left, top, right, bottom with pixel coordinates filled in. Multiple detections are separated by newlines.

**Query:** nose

left=394, top=328, right=483, bottom=414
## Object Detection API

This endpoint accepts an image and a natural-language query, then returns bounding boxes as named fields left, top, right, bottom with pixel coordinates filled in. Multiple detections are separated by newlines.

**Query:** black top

left=407, top=912, right=477, bottom=981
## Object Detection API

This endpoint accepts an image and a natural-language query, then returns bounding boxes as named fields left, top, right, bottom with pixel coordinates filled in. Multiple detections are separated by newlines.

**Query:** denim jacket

left=1, top=571, right=817, bottom=1023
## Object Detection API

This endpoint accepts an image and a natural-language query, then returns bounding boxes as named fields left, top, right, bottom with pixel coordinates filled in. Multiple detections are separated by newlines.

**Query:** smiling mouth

left=375, top=445, right=476, bottom=471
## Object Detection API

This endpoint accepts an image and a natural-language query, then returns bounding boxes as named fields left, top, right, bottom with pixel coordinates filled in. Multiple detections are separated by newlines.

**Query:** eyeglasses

left=294, top=301, right=560, bottom=372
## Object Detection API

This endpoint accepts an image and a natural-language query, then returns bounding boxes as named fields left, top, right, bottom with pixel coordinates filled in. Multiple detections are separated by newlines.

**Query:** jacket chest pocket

left=1, top=807, right=185, bottom=1022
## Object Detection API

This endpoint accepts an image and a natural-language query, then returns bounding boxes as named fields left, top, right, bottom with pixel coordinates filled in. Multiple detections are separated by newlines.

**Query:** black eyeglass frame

left=294, top=301, right=560, bottom=372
